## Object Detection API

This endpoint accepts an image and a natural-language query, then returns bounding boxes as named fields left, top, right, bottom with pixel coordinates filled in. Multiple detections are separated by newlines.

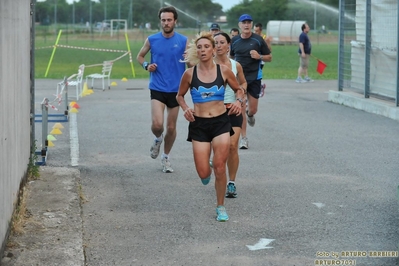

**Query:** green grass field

left=35, top=31, right=338, bottom=80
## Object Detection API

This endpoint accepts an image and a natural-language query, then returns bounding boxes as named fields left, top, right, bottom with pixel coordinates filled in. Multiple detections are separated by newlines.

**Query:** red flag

left=317, top=60, right=327, bottom=75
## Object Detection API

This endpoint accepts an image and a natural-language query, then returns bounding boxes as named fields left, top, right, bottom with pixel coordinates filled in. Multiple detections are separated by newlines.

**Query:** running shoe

left=226, top=182, right=237, bottom=198
left=239, top=137, right=249, bottom=149
left=216, top=205, right=229, bottom=222
left=260, top=83, right=266, bottom=97
left=295, top=77, right=304, bottom=83
left=150, top=137, right=162, bottom=159
left=246, top=110, right=255, bottom=127
left=161, top=157, right=174, bottom=173
left=201, top=175, right=211, bottom=185
left=304, top=76, right=314, bottom=82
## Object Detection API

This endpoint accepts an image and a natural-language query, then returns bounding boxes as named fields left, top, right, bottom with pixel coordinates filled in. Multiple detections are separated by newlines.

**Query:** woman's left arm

left=236, top=62, right=247, bottom=94
left=221, top=65, right=245, bottom=115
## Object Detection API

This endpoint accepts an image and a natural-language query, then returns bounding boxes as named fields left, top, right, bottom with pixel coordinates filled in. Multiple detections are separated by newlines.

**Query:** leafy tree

left=226, top=0, right=289, bottom=28
left=35, top=2, right=51, bottom=25
left=40, top=0, right=349, bottom=29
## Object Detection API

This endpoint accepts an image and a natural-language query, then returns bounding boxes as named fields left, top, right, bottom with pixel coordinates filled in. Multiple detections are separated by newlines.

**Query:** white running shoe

left=246, top=110, right=255, bottom=127
left=239, top=137, right=249, bottom=149
left=161, top=157, right=174, bottom=173
left=150, top=137, right=163, bottom=159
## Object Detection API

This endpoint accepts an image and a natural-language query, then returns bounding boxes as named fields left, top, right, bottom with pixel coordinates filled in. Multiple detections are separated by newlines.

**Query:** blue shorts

left=187, top=111, right=234, bottom=142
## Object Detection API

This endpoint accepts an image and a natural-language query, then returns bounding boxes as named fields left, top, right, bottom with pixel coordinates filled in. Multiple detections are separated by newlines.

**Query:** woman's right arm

left=176, top=69, right=195, bottom=122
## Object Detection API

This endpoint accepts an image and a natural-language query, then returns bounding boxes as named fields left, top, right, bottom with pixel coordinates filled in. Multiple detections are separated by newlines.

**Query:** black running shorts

left=150, top=89, right=179, bottom=108
left=187, top=111, right=234, bottom=142
left=226, top=107, right=243, bottom=128
left=247, top=79, right=262, bottom=99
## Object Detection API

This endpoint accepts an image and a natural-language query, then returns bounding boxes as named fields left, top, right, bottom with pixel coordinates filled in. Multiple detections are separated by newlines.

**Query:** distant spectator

left=321, top=25, right=327, bottom=34
left=210, top=23, right=220, bottom=34
left=296, top=23, right=313, bottom=83
left=230, top=27, right=240, bottom=38
left=253, top=22, right=272, bottom=53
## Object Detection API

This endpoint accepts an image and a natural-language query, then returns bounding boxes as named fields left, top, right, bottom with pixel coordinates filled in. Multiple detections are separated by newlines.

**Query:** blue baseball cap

left=239, top=14, right=253, bottom=22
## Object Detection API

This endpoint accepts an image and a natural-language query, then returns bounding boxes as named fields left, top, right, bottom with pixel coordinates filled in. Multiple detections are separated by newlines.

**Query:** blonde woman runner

left=176, top=32, right=245, bottom=222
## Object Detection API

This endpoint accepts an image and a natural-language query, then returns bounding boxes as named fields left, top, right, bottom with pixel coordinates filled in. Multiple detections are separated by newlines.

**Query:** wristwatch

left=142, top=62, right=149, bottom=70
left=260, top=55, right=263, bottom=60
left=236, top=98, right=244, bottom=104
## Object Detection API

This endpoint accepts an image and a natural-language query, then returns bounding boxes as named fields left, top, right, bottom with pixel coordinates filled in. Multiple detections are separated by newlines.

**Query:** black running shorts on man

left=150, top=89, right=179, bottom=108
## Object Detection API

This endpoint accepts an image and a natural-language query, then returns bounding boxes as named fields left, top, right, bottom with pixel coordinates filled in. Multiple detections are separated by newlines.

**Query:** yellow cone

left=53, top=123, right=64, bottom=129
left=81, top=82, right=90, bottom=97
left=111, top=81, right=117, bottom=86
left=48, top=140, right=55, bottom=147
left=121, top=77, right=128, bottom=81
left=69, top=101, right=77, bottom=107
left=70, top=107, right=79, bottom=113
left=50, top=128, right=62, bottom=135
left=47, top=135, right=57, bottom=141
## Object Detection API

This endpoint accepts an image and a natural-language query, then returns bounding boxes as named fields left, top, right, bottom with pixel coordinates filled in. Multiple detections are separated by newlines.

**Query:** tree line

left=35, top=0, right=343, bottom=30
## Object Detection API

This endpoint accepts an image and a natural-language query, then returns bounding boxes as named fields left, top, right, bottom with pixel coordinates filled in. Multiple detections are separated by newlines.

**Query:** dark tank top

left=190, top=64, right=225, bottom=104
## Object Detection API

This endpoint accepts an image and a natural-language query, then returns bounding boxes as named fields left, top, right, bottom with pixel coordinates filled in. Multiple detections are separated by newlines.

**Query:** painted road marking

left=246, top=238, right=275, bottom=251
left=69, top=113, right=79, bottom=166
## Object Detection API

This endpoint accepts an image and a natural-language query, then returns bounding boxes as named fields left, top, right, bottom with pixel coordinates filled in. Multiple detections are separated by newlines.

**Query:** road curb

left=1, top=167, right=84, bottom=266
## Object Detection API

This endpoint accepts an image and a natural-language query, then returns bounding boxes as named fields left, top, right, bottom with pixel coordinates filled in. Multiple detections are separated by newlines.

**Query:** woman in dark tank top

left=176, top=31, right=245, bottom=222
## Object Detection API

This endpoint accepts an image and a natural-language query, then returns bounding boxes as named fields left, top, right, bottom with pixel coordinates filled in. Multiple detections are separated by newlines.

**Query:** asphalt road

left=34, top=79, right=399, bottom=266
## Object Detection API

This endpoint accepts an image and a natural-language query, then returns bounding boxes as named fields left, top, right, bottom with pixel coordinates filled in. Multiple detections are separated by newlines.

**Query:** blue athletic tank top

left=190, top=64, right=225, bottom=104
left=148, top=32, right=187, bottom=93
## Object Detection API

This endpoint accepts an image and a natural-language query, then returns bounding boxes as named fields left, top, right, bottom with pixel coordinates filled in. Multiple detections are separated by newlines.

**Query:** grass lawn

left=34, top=31, right=338, bottom=80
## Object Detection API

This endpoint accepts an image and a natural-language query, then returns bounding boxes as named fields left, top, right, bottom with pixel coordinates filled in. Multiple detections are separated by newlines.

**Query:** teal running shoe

left=201, top=175, right=211, bottom=185
left=226, top=182, right=237, bottom=198
left=216, top=205, right=229, bottom=222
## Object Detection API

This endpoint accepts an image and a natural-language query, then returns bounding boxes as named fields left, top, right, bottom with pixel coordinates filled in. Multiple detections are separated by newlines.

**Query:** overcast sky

left=213, top=0, right=241, bottom=11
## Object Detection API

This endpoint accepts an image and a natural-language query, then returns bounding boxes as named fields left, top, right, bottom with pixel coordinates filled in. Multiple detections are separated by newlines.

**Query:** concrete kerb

left=328, top=90, right=399, bottom=122
left=1, top=167, right=84, bottom=266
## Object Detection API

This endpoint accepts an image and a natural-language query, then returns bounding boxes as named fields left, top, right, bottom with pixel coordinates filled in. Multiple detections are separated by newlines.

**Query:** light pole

left=89, top=0, right=92, bottom=35
left=314, top=0, right=317, bottom=31
left=54, top=0, right=57, bottom=36
left=72, top=1, right=75, bottom=33
left=118, top=0, right=121, bottom=21
left=104, top=0, right=107, bottom=22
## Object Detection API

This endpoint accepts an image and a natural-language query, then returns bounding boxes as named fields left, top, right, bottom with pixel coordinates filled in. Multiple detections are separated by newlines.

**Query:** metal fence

left=338, top=0, right=399, bottom=106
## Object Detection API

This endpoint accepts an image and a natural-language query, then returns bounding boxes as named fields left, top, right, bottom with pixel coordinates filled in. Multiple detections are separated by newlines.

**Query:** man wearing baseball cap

left=209, top=23, right=220, bottom=34
left=230, top=14, right=272, bottom=149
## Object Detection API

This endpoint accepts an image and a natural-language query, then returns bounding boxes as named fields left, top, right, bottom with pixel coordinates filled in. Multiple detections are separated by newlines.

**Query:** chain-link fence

left=338, top=0, right=399, bottom=106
